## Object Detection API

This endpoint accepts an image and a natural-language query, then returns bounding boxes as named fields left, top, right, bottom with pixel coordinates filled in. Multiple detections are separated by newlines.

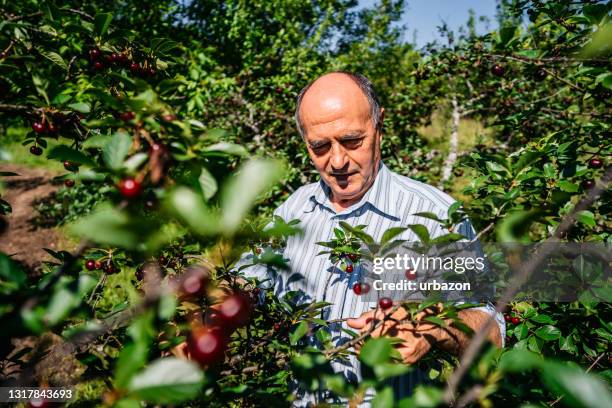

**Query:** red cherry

left=135, top=266, right=145, bottom=281
left=345, top=264, right=354, bottom=273
left=46, top=121, right=58, bottom=133
left=504, top=314, right=511, bottom=322
left=220, top=292, right=251, bottom=328
left=204, top=310, right=224, bottom=328
left=64, top=179, right=75, bottom=188
left=94, top=260, right=103, bottom=270
left=348, top=253, right=359, bottom=262
left=491, top=64, right=505, bottom=77
left=352, top=282, right=370, bottom=295
left=108, top=53, right=119, bottom=63
left=187, top=326, right=227, bottom=366
left=119, top=111, right=135, bottom=122
left=180, top=268, right=208, bottom=297
left=148, top=68, right=156, bottom=77
left=32, top=122, right=46, bottom=133
left=582, top=180, right=595, bottom=190
left=273, top=323, right=282, bottom=331
left=253, top=287, right=261, bottom=295
left=104, top=262, right=118, bottom=274
left=405, top=268, right=416, bottom=280
left=588, top=158, right=603, bottom=169
left=117, top=53, right=128, bottom=64
left=511, top=317, right=521, bottom=325
left=89, top=48, right=101, bottom=60
left=29, top=146, right=43, bottom=156
left=93, top=61, right=104, bottom=70
left=118, top=177, right=142, bottom=198
left=85, top=259, right=96, bottom=270
left=534, top=69, right=547, bottom=81
left=130, top=62, right=140, bottom=74
left=379, top=297, right=393, bottom=310
left=28, top=399, right=51, bottom=408
left=162, top=114, right=176, bottom=122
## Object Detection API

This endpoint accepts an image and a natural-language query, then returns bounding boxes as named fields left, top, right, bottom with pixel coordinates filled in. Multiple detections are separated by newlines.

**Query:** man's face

left=299, top=76, right=383, bottom=205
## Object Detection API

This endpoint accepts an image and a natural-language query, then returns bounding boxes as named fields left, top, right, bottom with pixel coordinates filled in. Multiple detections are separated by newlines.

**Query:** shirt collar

left=308, top=161, right=398, bottom=219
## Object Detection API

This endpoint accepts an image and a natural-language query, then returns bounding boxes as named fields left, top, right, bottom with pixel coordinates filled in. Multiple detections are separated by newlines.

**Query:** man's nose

left=329, top=143, right=348, bottom=170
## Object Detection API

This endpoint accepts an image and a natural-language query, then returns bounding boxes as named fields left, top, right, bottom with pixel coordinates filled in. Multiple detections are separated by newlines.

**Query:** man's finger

left=347, top=310, right=377, bottom=329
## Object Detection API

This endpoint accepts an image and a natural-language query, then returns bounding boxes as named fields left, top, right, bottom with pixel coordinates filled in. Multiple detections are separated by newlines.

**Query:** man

left=240, top=72, right=504, bottom=404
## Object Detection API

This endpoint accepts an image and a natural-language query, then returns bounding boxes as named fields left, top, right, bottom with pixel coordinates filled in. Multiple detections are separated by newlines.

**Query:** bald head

left=293, top=72, right=385, bottom=211
left=295, top=72, right=382, bottom=138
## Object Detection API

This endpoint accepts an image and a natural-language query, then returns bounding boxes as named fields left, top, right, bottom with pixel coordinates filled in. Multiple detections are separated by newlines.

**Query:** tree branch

left=444, top=166, right=612, bottom=404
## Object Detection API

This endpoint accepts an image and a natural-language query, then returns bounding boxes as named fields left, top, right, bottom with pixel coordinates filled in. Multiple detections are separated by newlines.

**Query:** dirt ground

left=0, top=163, right=73, bottom=273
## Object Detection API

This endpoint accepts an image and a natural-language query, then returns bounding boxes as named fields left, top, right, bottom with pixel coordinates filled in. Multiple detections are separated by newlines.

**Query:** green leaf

left=290, top=321, right=309, bottom=346
left=45, top=275, right=96, bottom=326
left=541, top=361, right=612, bottom=408
left=39, top=50, right=67, bottom=71
left=167, top=187, right=219, bottom=236
left=67, top=102, right=91, bottom=113
left=407, top=224, right=431, bottom=244
left=543, top=163, right=556, bottom=179
left=204, top=142, right=247, bottom=156
left=372, top=386, right=394, bottom=408
left=534, top=325, right=561, bottom=341
left=576, top=211, right=596, bottom=227
left=448, top=201, right=463, bottom=218
left=558, top=180, right=579, bottom=193
left=498, top=349, right=542, bottom=372
left=115, top=343, right=149, bottom=389
left=496, top=210, right=541, bottom=242
left=47, top=145, right=96, bottom=167
left=127, top=358, right=205, bottom=404
left=423, top=316, right=446, bottom=327
left=499, top=25, right=517, bottom=45
left=381, top=227, right=407, bottom=246
left=338, top=221, right=375, bottom=245
left=581, top=22, right=612, bottom=57
left=374, top=363, right=410, bottom=381
left=530, top=314, right=556, bottom=324
left=359, top=338, right=393, bottom=367
left=413, top=212, right=442, bottom=223
left=413, top=386, right=443, bottom=408
left=198, top=167, right=218, bottom=200
left=103, top=131, right=132, bottom=170
left=220, top=159, right=282, bottom=234
left=0, top=252, right=27, bottom=294
left=94, top=13, right=113, bottom=38
left=70, top=204, right=148, bottom=249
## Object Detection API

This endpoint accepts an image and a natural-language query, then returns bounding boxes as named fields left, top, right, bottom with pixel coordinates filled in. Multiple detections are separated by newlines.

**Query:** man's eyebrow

left=338, top=131, right=366, bottom=140
left=308, top=139, right=329, bottom=148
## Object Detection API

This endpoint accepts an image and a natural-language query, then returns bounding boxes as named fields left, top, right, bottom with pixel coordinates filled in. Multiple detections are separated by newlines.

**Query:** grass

left=0, top=126, right=66, bottom=171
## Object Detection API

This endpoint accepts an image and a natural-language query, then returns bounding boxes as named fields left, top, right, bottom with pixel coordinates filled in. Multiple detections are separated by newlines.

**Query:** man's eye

left=311, top=144, right=330, bottom=154
left=342, top=138, right=364, bottom=149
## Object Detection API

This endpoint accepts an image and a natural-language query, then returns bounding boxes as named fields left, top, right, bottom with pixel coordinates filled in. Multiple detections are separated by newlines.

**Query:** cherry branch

left=444, top=166, right=612, bottom=404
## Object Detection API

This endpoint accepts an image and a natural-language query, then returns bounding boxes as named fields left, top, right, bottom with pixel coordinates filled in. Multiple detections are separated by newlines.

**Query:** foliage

left=0, top=0, right=610, bottom=407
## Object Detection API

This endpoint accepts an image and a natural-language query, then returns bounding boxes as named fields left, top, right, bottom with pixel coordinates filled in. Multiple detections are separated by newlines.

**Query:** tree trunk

left=439, top=97, right=461, bottom=189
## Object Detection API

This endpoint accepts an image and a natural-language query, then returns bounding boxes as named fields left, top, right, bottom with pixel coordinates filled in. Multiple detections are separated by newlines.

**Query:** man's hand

left=347, top=305, right=443, bottom=364
left=347, top=304, right=502, bottom=365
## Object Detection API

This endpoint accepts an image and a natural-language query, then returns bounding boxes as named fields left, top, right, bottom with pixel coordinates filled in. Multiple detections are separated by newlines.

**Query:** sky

left=359, top=0, right=500, bottom=48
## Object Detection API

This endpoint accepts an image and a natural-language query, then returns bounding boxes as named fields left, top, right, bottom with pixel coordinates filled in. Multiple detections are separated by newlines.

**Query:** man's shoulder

left=386, top=168, right=457, bottom=212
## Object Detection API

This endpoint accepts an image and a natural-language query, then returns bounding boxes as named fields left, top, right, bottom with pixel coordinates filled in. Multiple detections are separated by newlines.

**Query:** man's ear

left=378, top=107, right=385, bottom=139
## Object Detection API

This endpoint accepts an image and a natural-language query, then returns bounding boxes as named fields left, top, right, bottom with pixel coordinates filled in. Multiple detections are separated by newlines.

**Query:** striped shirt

left=239, top=161, right=505, bottom=406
